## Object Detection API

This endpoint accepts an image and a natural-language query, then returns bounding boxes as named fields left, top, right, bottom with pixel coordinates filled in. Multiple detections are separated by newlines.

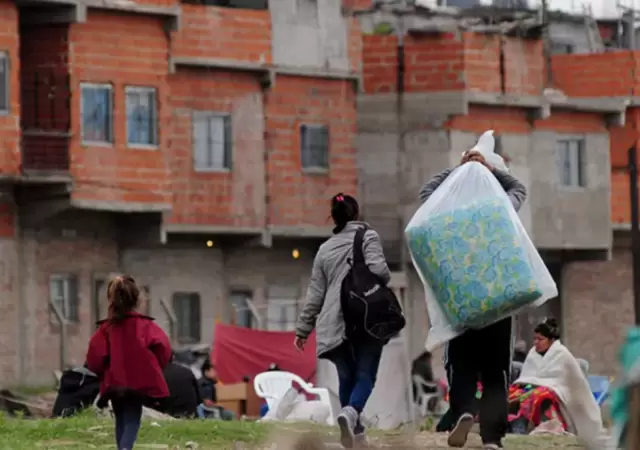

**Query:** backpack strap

left=353, top=227, right=368, bottom=264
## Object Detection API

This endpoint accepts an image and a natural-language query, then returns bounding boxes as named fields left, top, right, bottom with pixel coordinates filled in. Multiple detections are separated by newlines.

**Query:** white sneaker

left=447, top=413, right=474, bottom=448
left=483, top=444, right=502, bottom=450
left=337, top=406, right=358, bottom=449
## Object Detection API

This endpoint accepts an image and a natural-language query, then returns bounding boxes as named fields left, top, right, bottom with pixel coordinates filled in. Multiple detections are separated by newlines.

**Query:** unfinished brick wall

left=265, top=75, right=357, bottom=228
left=362, top=32, right=543, bottom=96
left=167, top=67, right=266, bottom=228
left=503, top=37, right=543, bottom=96
left=445, top=105, right=531, bottom=134
left=68, top=11, right=171, bottom=207
left=0, top=0, right=20, bottom=176
left=347, top=17, right=363, bottom=74
left=463, top=33, right=500, bottom=93
left=552, top=52, right=638, bottom=97
left=171, top=5, right=272, bottom=64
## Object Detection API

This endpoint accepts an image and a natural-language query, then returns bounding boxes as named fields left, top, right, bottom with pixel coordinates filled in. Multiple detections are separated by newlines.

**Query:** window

left=229, top=290, right=253, bottom=328
left=50, top=274, right=79, bottom=324
left=193, top=112, right=232, bottom=171
left=126, top=86, right=158, bottom=147
left=556, top=139, right=585, bottom=187
left=172, top=292, right=201, bottom=344
left=300, top=124, right=329, bottom=170
left=0, top=52, right=8, bottom=113
left=81, top=84, right=113, bottom=144
left=93, top=277, right=107, bottom=327
left=266, top=298, right=298, bottom=331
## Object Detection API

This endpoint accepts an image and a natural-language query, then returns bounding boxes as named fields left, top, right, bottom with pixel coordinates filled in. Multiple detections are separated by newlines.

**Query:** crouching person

left=86, top=275, right=172, bottom=450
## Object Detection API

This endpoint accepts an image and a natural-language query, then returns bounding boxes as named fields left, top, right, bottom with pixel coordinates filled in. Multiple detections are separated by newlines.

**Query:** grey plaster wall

left=528, top=131, right=611, bottom=249
left=269, top=0, right=350, bottom=71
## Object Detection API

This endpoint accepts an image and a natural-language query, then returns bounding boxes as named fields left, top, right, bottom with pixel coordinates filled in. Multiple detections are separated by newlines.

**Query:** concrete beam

left=274, top=66, right=361, bottom=93
left=19, top=4, right=86, bottom=24
left=71, top=198, right=171, bottom=213
left=162, top=223, right=264, bottom=236
left=19, top=197, right=71, bottom=227
left=169, top=57, right=273, bottom=88
left=268, top=225, right=333, bottom=239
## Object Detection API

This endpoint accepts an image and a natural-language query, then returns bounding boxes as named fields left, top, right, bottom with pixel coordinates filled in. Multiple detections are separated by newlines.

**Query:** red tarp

left=211, top=323, right=317, bottom=384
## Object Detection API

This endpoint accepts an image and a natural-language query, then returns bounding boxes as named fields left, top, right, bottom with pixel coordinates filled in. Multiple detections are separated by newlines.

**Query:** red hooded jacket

left=86, top=312, right=171, bottom=399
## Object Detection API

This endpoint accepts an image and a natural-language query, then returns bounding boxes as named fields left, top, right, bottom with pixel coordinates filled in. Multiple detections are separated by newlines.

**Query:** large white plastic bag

left=405, top=162, right=558, bottom=351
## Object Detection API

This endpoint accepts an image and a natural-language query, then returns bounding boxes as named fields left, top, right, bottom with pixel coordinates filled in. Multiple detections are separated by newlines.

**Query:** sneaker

left=337, top=406, right=358, bottom=449
left=447, top=413, right=474, bottom=448
left=483, top=444, right=503, bottom=450
left=354, top=432, right=367, bottom=448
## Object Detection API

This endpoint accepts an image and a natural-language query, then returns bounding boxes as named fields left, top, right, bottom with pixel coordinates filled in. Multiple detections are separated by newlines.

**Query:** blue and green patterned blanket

left=407, top=200, right=542, bottom=328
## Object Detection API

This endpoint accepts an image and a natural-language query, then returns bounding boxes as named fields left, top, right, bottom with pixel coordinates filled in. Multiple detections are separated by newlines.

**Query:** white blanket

left=515, top=340, right=611, bottom=449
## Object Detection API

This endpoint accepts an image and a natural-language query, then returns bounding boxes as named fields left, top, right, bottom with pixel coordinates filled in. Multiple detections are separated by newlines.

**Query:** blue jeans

left=329, top=340, right=383, bottom=414
left=196, top=404, right=234, bottom=420
left=112, top=398, right=142, bottom=450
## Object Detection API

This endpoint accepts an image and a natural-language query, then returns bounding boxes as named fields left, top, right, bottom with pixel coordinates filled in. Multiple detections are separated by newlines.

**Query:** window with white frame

left=0, top=52, right=8, bottom=113
left=172, top=292, right=201, bottom=344
left=300, top=124, right=329, bottom=170
left=81, top=83, right=113, bottom=144
left=126, top=86, right=158, bottom=147
left=50, top=274, right=79, bottom=324
left=193, top=112, right=232, bottom=171
left=556, top=139, right=585, bottom=187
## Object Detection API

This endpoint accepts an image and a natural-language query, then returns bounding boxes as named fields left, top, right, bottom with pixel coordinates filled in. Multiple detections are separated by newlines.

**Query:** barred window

left=300, top=124, right=329, bottom=170
left=126, top=86, right=158, bottom=147
left=193, top=112, right=232, bottom=171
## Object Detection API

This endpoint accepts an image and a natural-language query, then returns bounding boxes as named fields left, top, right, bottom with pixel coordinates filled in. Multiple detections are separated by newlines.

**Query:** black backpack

left=341, top=227, right=406, bottom=341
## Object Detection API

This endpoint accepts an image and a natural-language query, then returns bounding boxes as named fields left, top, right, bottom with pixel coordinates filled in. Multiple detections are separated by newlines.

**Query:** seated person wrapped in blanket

left=509, top=318, right=610, bottom=449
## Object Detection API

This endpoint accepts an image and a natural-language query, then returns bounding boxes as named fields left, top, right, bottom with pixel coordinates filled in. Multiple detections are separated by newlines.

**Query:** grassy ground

left=0, top=412, right=584, bottom=449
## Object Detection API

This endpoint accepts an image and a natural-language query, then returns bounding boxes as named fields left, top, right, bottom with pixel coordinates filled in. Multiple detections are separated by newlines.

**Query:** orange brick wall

left=552, top=52, right=638, bottom=97
left=167, top=68, right=265, bottom=228
left=135, top=0, right=178, bottom=8
left=347, top=17, right=363, bottom=74
left=171, top=5, right=271, bottom=64
left=611, top=109, right=640, bottom=225
left=503, top=37, right=544, bottom=96
left=0, top=0, right=19, bottom=176
left=68, top=11, right=171, bottom=207
left=363, top=32, right=543, bottom=96
left=464, top=33, right=500, bottom=94
left=265, top=76, right=357, bottom=228
left=445, top=106, right=531, bottom=134
left=534, top=110, right=606, bottom=134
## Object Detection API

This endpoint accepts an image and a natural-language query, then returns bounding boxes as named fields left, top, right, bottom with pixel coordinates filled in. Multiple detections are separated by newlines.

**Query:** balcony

left=20, top=72, right=71, bottom=174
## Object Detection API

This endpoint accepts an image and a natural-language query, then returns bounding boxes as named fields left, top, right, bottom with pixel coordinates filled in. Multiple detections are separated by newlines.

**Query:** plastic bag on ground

left=405, top=161, right=557, bottom=351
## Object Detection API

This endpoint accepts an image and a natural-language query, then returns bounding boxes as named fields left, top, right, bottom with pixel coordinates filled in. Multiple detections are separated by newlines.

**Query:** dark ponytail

left=330, top=193, right=359, bottom=234
left=534, top=317, right=560, bottom=340
left=107, top=274, right=140, bottom=322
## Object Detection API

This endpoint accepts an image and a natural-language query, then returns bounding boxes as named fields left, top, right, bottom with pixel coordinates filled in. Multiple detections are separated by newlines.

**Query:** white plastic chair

left=413, top=375, right=442, bottom=417
left=253, top=371, right=334, bottom=425
left=587, top=375, right=612, bottom=406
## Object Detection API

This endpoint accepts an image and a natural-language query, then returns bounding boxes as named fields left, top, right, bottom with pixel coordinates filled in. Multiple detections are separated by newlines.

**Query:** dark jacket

left=159, top=362, right=200, bottom=418
left=418, top=167, right=527, bottom=212
left=86, top=312, right=172, bottom=400
left=199, top=377, right=218, bottom=403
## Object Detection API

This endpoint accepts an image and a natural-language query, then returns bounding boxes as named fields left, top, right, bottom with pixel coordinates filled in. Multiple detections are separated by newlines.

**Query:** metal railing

left=160, top=297, right=178, bottom=346
left=49, top=299, right=68, bottom=372
left=21, top=72, right=71, bottom=172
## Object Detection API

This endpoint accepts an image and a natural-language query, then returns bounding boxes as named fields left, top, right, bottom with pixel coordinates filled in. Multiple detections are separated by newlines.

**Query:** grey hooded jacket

left=418, top=167, right=527, bottom=211
left=295, top=221, right=391, bottom=357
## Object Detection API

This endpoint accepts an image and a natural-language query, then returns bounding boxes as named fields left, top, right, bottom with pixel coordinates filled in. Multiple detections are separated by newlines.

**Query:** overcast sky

left=481, top=0, right=635, bottom=17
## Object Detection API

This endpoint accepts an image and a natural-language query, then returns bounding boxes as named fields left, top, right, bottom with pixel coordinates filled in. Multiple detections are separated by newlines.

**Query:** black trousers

left=445, top=317, right=512, bottom=444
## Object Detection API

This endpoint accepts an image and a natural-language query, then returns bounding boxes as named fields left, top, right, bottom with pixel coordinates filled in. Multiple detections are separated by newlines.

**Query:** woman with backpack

left=295, top=193, right=395, bottom=449
left=86, top=275, right=172, bottom=450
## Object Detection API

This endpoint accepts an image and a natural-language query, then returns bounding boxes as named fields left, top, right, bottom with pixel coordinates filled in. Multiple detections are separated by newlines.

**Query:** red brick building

left=357, top=16, right=627, bottom=374
left=0, top=0, right=361, bottom=384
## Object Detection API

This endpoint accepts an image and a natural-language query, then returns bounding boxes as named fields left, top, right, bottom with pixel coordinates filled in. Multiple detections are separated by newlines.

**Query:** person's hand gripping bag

left=405, top=131, right=558, bottom=351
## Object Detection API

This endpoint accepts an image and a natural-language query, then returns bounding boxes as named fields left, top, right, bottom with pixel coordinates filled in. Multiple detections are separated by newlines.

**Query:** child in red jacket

left=86, top=275, right=172, bottom=450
